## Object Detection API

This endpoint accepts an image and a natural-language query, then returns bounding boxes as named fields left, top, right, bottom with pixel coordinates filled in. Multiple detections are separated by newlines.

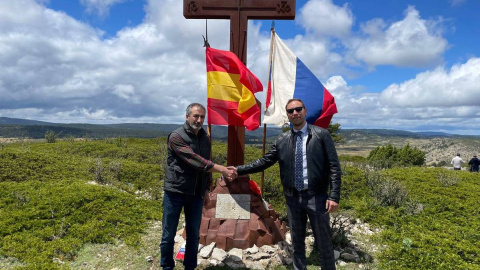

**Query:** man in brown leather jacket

left=236, top=98, right=341, bottom=270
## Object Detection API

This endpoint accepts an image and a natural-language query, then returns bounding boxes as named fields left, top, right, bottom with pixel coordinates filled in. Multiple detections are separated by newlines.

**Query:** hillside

left=0, top=117, right=475, bottom=140
left=337, top=131, right=480, bottom=166
left=1, top=138, right=479, bottom=269
left=2, top=116, right=480, bottom=166
left=0, top=117, right=282, bottom=141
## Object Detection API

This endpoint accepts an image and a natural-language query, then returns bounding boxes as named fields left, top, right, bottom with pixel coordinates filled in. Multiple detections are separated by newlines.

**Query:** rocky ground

left=145, top=216, right=378, bottom=269
left=184, top=214, right=380, bottom=269
left=337, top=136, right=480, bottom=166
left=54, top=213, right=380, bottom=270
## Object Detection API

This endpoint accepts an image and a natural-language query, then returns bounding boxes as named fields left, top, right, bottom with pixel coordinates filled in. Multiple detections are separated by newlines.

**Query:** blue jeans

left=160, top=190, right=204, bottom=270
left=286, top=191, right=336, bottom=270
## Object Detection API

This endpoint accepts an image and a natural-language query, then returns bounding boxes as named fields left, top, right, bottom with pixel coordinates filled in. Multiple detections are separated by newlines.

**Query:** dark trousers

left=286, top=191, right=336, bottom=270
left=160, top=190, right=204, bottom=270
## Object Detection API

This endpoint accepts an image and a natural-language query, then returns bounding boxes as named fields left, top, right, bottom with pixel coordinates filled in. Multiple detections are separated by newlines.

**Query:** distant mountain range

left=0, top=116, right=471, bottom=141
left=0, top=117, right=282, bottom=141
left=339, top=128, right=456, bottom=139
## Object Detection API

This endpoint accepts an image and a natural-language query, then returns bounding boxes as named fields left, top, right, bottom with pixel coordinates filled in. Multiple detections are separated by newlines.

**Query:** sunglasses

left=286, top=106, right=304, bottom=114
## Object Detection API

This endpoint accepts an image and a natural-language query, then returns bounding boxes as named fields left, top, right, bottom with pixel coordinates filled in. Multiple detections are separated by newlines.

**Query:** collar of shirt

left=293, top=124, right=308, bottom=136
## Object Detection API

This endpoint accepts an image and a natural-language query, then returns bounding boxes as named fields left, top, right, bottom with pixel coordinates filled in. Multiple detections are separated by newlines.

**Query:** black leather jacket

left=237, top=124, right=341, bottom=202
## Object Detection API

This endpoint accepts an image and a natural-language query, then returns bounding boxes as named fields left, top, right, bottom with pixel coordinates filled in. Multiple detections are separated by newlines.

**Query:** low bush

left=437, top=170, right=461, bottom=186
left=0, top=139, right=165, bottom=269
left=330, top=213, right=352, bottom=248
left=45, top=130, right=61, bottom=143
left=345, top=167, right=480, bottom=269
left=2, top=138, right=479, bottom=269
left=0, top=180, right=161, bottom=269
left=365, top=171, right=409, bottom=208
left=367, top=144, right=425, bottom=169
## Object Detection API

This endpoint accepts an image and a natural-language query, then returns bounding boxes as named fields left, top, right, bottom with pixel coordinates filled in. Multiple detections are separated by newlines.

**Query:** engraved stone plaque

left=215, top=194, right=251, bottom=219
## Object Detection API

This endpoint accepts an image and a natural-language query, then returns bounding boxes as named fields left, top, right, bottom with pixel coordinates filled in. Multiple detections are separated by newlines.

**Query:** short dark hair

left=285, top=98, right=306, bottom=110
left=186, top=103, right=206, bottom=116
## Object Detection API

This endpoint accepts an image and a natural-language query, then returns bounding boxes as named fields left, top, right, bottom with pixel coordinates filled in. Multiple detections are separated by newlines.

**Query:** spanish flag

left=206, top=47, right=263, bottom=131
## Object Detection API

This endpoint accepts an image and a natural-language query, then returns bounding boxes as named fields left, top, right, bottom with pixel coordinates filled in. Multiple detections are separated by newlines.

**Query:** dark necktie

left=294, top=131, right=304, bottom=191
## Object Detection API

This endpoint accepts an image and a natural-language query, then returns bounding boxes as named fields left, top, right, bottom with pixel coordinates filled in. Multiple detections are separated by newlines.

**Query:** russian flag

left=263, top=33, right=337, bottom=129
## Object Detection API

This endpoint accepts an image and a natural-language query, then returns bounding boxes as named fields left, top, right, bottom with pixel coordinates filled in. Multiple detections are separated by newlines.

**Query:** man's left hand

left=326, top=200, right=339, bottom=213
left=221, top=166, right=237, bottom=181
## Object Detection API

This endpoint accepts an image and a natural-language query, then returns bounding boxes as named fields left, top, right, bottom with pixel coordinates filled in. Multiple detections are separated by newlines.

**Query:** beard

left=189, top=122, right=202, bottom=132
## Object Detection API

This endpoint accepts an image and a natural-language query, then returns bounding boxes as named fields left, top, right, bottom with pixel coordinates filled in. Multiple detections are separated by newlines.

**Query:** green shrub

left=367, top=144, right=425, bottom=169
left=2, top=138, right=479, bottom=269
left=351, top=167, right=480, bottom=269
left=365, top=171, right=409, bottom=207
left=437, top=170, right=461, bottom=186
left=45, top=130, right=61, bottom=143
left=328, top=123, right=345, bottom=143
left=0, top=139, right=166, bottom=269
left=0, top=180, right=161, bottom=269
left=330, top=213, right=351, bottom=248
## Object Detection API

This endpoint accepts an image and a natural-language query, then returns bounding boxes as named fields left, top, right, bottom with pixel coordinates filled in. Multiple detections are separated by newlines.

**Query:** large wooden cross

left=184, top=0, right=296, bottom=166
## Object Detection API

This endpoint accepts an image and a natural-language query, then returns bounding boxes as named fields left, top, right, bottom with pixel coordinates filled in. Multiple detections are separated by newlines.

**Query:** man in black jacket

left=468, top=155, right=479, bottom=172
left=236, top=99, right=341, bottom=270
left=160, top=103, right=236, bottom=270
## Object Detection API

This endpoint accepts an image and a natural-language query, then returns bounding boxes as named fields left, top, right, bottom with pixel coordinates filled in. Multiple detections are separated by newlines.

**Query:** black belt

left=286, top=187, right=310, bottom=197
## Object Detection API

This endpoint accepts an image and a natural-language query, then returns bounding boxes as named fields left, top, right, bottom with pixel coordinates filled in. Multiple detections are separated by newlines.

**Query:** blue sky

left=1, top=0, right=480, bottom=134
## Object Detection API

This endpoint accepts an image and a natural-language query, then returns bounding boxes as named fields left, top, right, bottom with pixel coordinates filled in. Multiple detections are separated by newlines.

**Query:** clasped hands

left=221, top=166, right=238, bottom=181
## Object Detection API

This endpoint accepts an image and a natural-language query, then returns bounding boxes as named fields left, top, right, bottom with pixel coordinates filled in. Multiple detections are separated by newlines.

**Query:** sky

left=1, top=0, right=480, bottom=135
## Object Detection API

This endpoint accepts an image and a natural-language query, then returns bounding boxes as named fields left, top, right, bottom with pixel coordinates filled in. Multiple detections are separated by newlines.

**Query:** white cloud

left=380, top=58, right=480, bottom=108
left=321, top=59, right=480, bottom=134
left=80, top=0, right=126, bottom=17
left=0, top=0, right=262, bottom=123
left=323, top=76, right=385, bottom=124
left=292, top=36, right=344, bottom=78
left=449, top=0, right=467, bottom=6
left=2, top=0, right=480, bottom=134
left=352, top=6, right=447, bottom=67
left=299, top=0, right=353, bottom=38
left=112, top=84, right=140, bottom=104
left=324, top=75, right=352, bottom=100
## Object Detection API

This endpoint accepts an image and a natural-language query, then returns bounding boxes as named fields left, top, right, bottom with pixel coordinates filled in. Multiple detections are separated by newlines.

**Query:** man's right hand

left=209, top=164, right=237, bottom=181
left=222, top=166, right=237, bottom=181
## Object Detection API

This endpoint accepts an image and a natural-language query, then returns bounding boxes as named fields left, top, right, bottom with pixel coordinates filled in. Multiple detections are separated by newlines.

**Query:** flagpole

left=260, top=24, right=276, bottom=194
left=261, top=123, right=267, bottom=194
left=207, top=123, right=213, bottom=191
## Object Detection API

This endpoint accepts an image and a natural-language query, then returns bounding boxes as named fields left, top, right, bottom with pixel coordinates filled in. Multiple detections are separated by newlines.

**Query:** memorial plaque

left=215, top=194, right=250, bottom=219
left=198, top=177, right=287, bottom=250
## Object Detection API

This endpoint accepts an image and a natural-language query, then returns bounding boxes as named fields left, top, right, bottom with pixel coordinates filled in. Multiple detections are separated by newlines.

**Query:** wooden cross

left=184, top=0, right=296, bottom=166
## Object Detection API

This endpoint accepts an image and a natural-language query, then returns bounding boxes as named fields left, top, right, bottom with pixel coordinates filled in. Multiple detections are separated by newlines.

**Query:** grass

left=67, top=222, right=162, bottom=270
left=0, top=138, right=164, bottom=269
left=1, top=138, right=480, bottom=269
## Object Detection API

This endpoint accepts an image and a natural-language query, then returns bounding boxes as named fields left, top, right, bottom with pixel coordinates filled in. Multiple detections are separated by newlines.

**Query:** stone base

left=191, top=175, right=286, bottom=250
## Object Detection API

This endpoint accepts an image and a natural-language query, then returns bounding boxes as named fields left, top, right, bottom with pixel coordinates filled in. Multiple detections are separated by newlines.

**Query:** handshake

left=220, top=166, right=238, bottom=181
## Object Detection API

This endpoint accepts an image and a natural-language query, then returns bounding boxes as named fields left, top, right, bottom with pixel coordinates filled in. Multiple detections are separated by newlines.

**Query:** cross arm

left=184, top=0, right=296, bottom=20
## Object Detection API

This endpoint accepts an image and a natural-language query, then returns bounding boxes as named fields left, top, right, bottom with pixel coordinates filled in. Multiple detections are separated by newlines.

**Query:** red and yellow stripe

left=206, top=47, right=262, bottom=131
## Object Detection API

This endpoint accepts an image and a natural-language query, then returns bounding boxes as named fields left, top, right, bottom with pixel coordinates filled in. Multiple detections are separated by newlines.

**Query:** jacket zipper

left=193, top=136, right=200, bottom=196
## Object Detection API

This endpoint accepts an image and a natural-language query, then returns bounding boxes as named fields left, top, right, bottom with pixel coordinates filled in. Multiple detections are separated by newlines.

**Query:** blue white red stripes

left=264, top=33, right=337, bottom=129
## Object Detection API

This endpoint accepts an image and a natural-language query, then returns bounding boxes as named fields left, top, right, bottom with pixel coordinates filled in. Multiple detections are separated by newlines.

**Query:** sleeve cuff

left=205, top=161, right=215, bottom=171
